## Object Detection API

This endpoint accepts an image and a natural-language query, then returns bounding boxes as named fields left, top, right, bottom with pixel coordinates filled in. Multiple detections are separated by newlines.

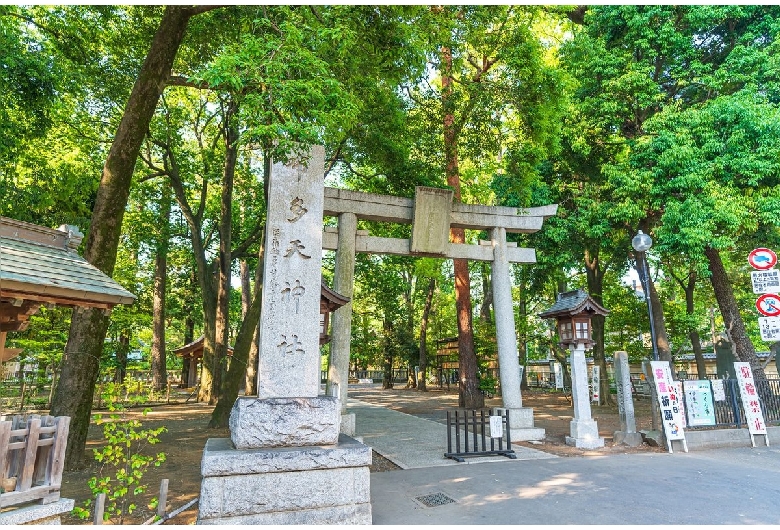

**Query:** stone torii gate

left=322, top=186, right=556, bottom=441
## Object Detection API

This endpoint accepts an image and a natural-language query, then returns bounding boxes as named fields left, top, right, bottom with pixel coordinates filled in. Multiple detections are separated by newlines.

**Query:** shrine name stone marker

left=198, top=147, right=372, bottom=525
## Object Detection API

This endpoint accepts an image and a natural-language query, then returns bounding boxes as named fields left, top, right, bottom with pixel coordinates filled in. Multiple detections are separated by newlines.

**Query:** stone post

left=613, top=351, right=642, bottom=446
left=565, top=344, right=604, bottom=449
left=490, top=226, right=544, bottom=441
left=328, top=211, right=357, bottom=435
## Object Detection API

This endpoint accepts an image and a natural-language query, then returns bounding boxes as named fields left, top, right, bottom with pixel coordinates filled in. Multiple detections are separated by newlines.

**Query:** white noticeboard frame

left=650, top=361, right=688, bottom=453
left=734, top=362, right=770, bottom=447
left=682, top=380, right=716, bottom=427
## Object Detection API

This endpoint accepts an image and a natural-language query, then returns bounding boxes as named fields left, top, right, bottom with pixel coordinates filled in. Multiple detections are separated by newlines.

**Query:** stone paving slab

left=348, top=398, right=556, bottom=469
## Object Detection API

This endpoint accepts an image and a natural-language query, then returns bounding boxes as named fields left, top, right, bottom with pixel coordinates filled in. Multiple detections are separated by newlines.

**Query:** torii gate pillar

left=490, top=226, right=545, bottom=440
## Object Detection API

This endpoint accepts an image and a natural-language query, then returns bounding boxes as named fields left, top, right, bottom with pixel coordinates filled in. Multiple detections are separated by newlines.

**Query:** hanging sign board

left=682, top=380, right=716, bottom=427
left=756, top=293, right=780, bottom=317
left=758, top=317, right=780, bottom=342
left=734, top=362, right=769, bottom=447
left=711, top=379, right=726, bottom=401
left=748, top=248, right=777, bottom=271
left=650, top=361, right=688, bottom=453
left=591, top=365, right=601, bottom=404
left=751, top=269, right=780, bottom=294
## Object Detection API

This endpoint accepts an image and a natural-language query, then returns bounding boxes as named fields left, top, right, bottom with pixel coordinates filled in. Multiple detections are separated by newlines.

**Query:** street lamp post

left=633, top=230, right=662, bottom=436
left=632, top=230, right=659, bottom=361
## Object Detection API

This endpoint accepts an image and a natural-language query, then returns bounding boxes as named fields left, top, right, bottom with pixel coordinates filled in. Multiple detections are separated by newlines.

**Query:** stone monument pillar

left=566, top=344, right=605, bottom=449
left=328, top=212, right=358, bottom=436
left=612, top=351, right=642, bottom=446
left=490, top=226, right=545, bottom=441
left=198, top=147, right=372, bottom=525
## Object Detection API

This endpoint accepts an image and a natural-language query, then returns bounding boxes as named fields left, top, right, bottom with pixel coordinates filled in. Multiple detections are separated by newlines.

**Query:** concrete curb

left=684, top=424, right=776, bottom=450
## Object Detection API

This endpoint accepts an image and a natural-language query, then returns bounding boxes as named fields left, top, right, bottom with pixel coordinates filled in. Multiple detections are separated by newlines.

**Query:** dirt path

left=56, top=386, right=661, bottom=524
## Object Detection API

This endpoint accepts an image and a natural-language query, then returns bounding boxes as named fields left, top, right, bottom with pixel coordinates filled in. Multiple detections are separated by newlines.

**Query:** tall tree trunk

left=682, top=271, right=707, bottom=378
left=151, top=184, right=171, bottom=391
left=705, top=246, right=768, bottom=385
left=240, top=258, right=260, bottom=396
left=180, top=316, right=194, bottom=388
left=584, top=248, right=612, bottom=404
left=209, top=245, right=264, bottom=427
left=417, top=278, right=436, bottom=392
left=50, top=6, right=198, bottom=470
left=211, top=100, right=239, bottom=405
left=517, top=294, right=529, bottom=391
left=114, top=333, right=130, bottom=384
left=442, top=45, right=482, bottom=410
left=382, top=317, right=394, bottom=390
left=479, top=262, right=493, bottom=323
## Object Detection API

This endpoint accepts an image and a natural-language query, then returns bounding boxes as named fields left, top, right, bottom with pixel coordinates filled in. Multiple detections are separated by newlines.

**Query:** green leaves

left=74, top=383, right=167, bottom=524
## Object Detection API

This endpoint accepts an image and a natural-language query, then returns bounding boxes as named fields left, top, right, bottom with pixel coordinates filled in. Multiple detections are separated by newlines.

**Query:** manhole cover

left=415, top=492, right=456, bottom=507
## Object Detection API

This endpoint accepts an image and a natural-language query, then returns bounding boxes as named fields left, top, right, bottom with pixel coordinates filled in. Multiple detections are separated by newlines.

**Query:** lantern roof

left=538, top=289, right=609, bottom=320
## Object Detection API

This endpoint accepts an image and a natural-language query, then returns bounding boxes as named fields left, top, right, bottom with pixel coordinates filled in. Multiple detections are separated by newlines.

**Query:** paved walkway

left=349, top=398, right=556, bottom=469
left=348, top=394, right=780, bottom=525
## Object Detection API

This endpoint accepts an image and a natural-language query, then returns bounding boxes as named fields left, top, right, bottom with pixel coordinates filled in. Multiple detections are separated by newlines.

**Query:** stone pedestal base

left=197, top=435, right=372, bottom=525
left=230, top=396, right=340, bottom=449
left=493, top=407, right=546, bottom=441
left=613, top=431, right=644, bottom=447
left=340, top=413, right=356, bottom=436
left=566, top=419, right=605, bottom=449
left=0, top=498, right=74, bottom=525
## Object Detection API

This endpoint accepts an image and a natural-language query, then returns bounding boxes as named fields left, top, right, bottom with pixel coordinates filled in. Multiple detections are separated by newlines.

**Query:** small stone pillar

left=613, top=351, right=643, bottom=446
left=566, top=344, right=605, bottom=449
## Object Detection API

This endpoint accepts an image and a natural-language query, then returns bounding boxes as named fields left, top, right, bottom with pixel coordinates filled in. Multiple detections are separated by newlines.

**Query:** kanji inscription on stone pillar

left=257, top=146, right=325, bottom=398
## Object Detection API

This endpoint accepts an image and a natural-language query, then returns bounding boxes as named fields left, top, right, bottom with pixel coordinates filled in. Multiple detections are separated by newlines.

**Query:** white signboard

left=489, top=415, right=503, bottom=439
left=553, top=362, right=563, bottom=389
left=758, top=317, right=780, bottom=342
left=711, top=379, right=726, bottom=401
left=650, top=361, right=687, bottom=452
left=751, top=269, right=780, bottom=294
left=591, top=365, right=601, bottom=404
left=672, top=381, right=686, bottom=429
left=683, top=380, right=716, bottom=427
left=734, top=362, right=769, bottom=446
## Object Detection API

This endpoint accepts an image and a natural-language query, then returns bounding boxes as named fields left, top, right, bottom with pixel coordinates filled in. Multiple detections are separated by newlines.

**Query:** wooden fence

left=0, top=414, right=70, bottom=508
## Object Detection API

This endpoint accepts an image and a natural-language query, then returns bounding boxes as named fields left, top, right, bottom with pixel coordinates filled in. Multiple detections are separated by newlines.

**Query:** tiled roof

left=538, top=289, right=608, bottom=319
left=0, top=216, right=136, bottom=307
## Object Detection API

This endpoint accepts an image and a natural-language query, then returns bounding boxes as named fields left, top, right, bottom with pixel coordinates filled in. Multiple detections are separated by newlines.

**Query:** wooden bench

left=0, top=414, right=70, bottom=508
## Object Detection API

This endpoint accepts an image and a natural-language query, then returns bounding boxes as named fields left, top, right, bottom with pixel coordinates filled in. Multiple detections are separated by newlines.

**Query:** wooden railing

left=0, top=414, right=70, bottom=508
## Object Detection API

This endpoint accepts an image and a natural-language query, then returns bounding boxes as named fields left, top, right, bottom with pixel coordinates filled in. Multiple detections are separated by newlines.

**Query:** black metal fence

left=677, top=378, right=780, bottom=430
left=444, top=408, right=516, bottom=462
